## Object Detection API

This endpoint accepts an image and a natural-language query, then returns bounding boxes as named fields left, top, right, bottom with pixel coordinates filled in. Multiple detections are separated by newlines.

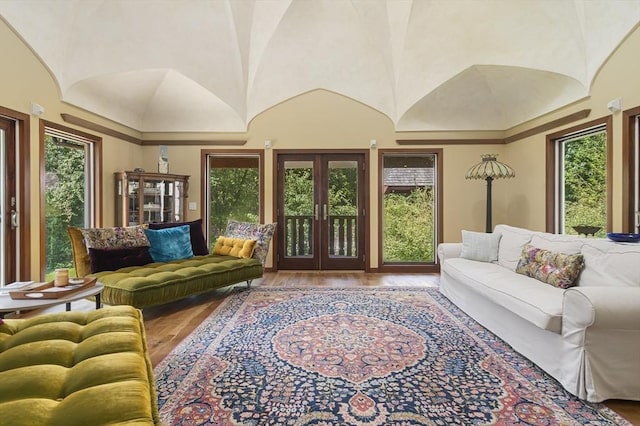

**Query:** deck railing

left=285, top=215, right=358, bottom=257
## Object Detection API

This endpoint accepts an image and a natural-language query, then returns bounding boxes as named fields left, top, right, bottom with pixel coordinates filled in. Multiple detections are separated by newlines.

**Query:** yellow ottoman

left=0, top=305, right=159, bottom=425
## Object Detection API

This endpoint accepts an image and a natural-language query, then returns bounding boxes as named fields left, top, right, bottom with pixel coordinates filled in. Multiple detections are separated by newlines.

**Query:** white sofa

left=438, top=224, right=640, bottom=402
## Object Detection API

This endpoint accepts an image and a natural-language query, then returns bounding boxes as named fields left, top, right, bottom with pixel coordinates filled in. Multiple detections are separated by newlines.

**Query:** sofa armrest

left=437, top=243, right=462, bottom=264
left=563, top=286, right=640, bottom=332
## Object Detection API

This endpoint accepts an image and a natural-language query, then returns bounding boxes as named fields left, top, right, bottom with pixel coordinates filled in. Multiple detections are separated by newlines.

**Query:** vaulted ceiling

left=1, top=0, right=639, bottom=133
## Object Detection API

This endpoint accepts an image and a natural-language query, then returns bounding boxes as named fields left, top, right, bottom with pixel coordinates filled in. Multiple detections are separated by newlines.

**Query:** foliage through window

left=382, top=153, right=437, bottom=263
left=207, top=154, right=261, bottom=244
left=44, top=126, right=97, bottom=279
left=554, top=125, right=607, bottom=236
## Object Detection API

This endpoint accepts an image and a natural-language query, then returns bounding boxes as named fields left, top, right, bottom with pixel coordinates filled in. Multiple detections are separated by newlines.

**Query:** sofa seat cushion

left=90, top=254, right=263, bottom=308
left=442, top=258, right=565, bottom=333
left=0, top=306, right=159, bottom=425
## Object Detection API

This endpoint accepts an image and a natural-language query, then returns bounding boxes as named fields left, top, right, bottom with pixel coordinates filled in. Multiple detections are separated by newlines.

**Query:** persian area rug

left=154, top=288, right=629, bottom=425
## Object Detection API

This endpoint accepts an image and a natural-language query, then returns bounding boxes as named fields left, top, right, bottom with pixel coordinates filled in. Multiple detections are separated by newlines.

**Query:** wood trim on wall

left=397, top=139, right=505, bottom=145
left=504, top=109, right=591, bottom=144
left=0, top=106, right=30, bottom=281
left=396, top=110, right=591, bottom=147
left=545, top=115, right=612, bottom=234
left=61, top=113, right=141, bottom=144
left=623, top=106, right=640, bottom=232
left=62, top=113, right=247, bottom=146
left=377, top=148, right=443, bottom=274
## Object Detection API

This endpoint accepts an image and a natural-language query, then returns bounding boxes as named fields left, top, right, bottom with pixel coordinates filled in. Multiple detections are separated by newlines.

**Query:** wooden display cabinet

left=115, top=171, right=189, bottom=226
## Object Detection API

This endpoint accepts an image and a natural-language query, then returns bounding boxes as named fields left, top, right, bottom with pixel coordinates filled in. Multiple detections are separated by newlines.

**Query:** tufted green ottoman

left=0, top=305, right=159, bottom=425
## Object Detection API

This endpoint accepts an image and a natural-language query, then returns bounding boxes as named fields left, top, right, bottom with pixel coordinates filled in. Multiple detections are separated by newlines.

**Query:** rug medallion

left=155, top=287, right=629, bottom=425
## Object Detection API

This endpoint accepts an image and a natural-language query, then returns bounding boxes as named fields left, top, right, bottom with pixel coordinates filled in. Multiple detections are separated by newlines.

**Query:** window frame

left=623, top=105, right=640, bottom=232
left=545, top=116, right=612, bottom=234
left=377, top=148, right=443, bottom=273
left=200, top=149, right=264, bottom=247
left=40, top=120, right=102, bottom=279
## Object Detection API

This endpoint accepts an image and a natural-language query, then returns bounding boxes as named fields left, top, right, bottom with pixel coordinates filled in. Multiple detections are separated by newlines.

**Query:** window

left=41, top=121, right=100, bottom=279
left=203, top=151, right=263, bottom=244
left=623, top=106, right=640, bottom=232
left=546, top=117, right=611, bottom=236
left=379, top=150, right=442, bottom=272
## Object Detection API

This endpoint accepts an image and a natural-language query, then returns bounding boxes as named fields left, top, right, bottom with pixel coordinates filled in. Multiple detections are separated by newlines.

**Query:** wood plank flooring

left=13, top=271, right=640, bottom=424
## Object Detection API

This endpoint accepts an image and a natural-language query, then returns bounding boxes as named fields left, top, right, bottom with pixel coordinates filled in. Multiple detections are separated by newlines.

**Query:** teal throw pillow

left=144, top=225, right=194, bottom=262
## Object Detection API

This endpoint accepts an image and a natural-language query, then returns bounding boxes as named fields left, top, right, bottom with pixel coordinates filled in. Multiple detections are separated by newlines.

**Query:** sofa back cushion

left=579, top=239, right=640, bottom=287
left=494, top=224, right=535, bottom=271
left=529, top=233, right=584, bottom=254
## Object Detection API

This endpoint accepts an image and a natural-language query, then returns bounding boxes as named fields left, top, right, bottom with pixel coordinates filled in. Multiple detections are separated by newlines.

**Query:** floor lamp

left=465, top=154, right=515, bottom=233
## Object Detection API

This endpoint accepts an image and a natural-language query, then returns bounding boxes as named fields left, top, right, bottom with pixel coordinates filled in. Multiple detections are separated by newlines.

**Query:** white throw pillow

left=460, top=230, right=501, bottom=262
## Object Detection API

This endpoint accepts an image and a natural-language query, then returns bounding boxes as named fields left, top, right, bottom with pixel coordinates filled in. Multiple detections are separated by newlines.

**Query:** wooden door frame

left=272, top=149, right=370, bottom=272
left=0, top=106, right=30, bottom=282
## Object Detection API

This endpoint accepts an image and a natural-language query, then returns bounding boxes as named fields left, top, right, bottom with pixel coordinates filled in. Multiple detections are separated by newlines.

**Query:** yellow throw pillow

left=213, top=237, right=257, bottom=259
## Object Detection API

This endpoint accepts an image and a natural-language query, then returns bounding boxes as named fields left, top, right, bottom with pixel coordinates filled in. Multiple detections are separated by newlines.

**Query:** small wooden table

left=0, top=280, right=103, bottom=318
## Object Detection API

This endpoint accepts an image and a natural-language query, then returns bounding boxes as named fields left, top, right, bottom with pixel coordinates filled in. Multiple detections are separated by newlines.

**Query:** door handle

left=323, top=204, right=327, bottom=221
left=10, top=210, right=18, bottom=229
left=314, top=204, right=319, bottom=221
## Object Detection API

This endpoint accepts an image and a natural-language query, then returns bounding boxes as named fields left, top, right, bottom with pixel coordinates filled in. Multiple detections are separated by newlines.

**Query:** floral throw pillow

left=81, top=225, right=150, bottom=250
left=516, top=244, right=584, bottom=289
left=224, top=221, right=276, bottom=265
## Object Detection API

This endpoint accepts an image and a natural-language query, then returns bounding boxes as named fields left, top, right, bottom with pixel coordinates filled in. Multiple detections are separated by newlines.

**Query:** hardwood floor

left=14, top=271, right=640, bottom=424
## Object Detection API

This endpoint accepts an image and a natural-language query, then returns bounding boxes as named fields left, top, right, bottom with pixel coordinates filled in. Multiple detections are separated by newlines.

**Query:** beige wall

left=1, top=17, right=639, bottom=277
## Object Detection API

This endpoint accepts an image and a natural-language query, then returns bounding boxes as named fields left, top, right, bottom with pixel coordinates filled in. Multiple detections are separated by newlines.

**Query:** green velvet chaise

left=0, top=305, right=159, bottom=425
left=68, top=221, right=274, bottom=309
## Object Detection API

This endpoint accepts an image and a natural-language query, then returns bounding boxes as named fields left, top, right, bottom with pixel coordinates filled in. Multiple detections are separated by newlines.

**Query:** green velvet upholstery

left=0, top=306, right=159, bottom=425
left=89, top=254, right=263, bottom=309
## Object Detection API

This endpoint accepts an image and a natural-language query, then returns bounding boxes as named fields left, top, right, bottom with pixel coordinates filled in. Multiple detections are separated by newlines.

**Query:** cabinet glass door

left=127, top=176, right=141, bottom=225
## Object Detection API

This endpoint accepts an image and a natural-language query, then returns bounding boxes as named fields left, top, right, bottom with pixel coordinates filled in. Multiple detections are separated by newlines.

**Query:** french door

left=277, top=153, right=366, bottom=270
left=0, top=116, right=18, bottom=285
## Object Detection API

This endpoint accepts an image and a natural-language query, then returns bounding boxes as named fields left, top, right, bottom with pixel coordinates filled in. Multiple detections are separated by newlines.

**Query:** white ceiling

left=1, top=0, right=639, bottom=133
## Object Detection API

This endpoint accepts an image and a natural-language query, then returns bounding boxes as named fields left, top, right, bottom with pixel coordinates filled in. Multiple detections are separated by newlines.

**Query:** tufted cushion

left=89, top=254, right=263, bottom=308
left=213, top=236, right=257, bottom=258
left=0, top=306, right=159, bottom=425
left=224, top=221, right=276, bottom=265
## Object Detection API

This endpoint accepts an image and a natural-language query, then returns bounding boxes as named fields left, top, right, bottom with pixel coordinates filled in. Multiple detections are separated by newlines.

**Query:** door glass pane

left=560, top=130, right=606, bottom=236
left=284, top=161, right=314, bottom=257
left=382, top=154, right=436, bottom=263
left=327, top=160, right=358, bottom=258
left=44, top=135, right=88, bottom=279
left=208, top=155, right=260, bottom=242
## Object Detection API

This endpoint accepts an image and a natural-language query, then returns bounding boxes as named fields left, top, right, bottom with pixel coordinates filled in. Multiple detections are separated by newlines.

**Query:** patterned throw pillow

left=80, top=225, right=150, bottom=250
left=515, top=244, right=584, bottom=289
left=224, top=221, right=276, bottom=265
left=213, top=237, right=257, bottom=259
